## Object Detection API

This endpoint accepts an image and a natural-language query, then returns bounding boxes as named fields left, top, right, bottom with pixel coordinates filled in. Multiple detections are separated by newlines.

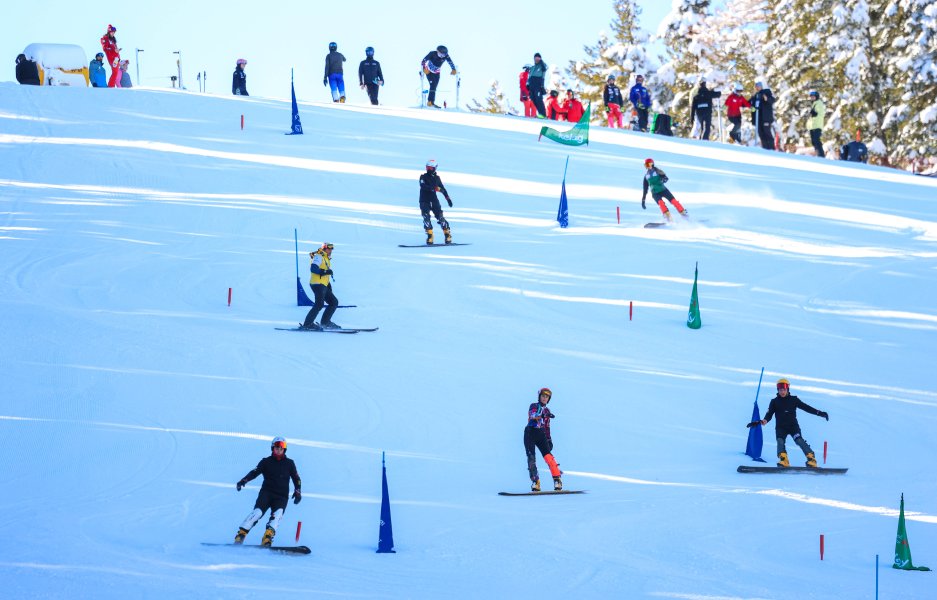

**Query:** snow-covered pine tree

left=468, top=80, right=515, bottom=114
left=567, top=0, right=653, bottom=124
left=656, top=0, right=715, bottom=135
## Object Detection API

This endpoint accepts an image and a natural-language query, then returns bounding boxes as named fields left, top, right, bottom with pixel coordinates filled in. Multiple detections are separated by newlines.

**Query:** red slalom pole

left=629, top=301, right=633, bottom=321
left=617, top=206, right=620, bottom=224
left=295, top=521, right=302, bottom=543
left=241, top=114, right=244, bottom=130
left=823, top=441, right=828, bottom=464
left=820, top=534, right=825, bottom=560
left=227, top=287, right=232, bottom=306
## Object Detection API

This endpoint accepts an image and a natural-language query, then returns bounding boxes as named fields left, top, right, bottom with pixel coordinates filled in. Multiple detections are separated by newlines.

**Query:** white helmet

left=271, top=436, right=287, bottom=451
left=426, top=159, right=438, bottom=170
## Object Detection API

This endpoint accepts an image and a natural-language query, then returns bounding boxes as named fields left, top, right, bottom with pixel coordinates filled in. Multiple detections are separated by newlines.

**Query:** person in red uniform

left=519, top=66, right=535, bottom=118
left=100, top=24, right=121, bottom=88
left=545, top=90, right=567, bottom=121
left=724, top=83, right=752, bottom=143
left=564, top=90, right=584, bottom=122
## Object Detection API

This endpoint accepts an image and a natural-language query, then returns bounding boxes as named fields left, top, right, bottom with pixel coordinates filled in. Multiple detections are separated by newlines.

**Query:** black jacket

left=15, top=54, right=40, bottom=86
left=232, top=66, right=248, bottom=96
left=603, top=84, right=623, bottom=107
left=763, top=394, right=821, bottom=434
left=421, top=51, right=456, bottom=74
left=240, top=455, right=301, bottom=498
left=324, top=50, right=346, bottom=77
left=691, top=85, right=722, bottom=119
left=358, top=58, right=384, bottom=85
left=750, top=88, right=775, bottom=125
left=419, top=171, right=449, bottom=204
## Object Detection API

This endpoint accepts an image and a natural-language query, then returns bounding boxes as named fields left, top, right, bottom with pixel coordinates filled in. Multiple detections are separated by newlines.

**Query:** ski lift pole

left=456, top=72, right=461, bottom=110
left=135, top=48, right=143, bottom=87
left=173, top=50, right=183, bottom=89
left=419, top=71, right=426, bottom=107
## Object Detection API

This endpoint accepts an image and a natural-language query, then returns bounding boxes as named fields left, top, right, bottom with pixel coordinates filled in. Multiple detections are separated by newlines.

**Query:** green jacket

left=528, top=61, right=547, bottom=80
left=642, top=167, right=669, bottom=199
left=808, top=99, right=826, bottom=130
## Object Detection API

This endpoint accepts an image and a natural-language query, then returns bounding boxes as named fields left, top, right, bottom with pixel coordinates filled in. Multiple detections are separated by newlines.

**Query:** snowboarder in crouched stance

left=641, top=158, right=688, bottom=222
left=234, top=436, right=302, bottom=546
left=754, top=378, right=829, bottom=467
left=524, top=388, right=562, bottom=491
left=419, top=159, right=453, bottom=244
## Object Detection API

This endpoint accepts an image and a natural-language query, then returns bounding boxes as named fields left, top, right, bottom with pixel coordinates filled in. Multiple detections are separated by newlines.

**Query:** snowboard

left=201, top=542, right=311, bottom=555
left=398, top=243, right=472, bottom=248
left=737, top=465, right=848, bottom=474
left=644, top=218, right=708, bottom=229
left=498, top=490, right=586, bottom=496
left=276, top=326, right=378, bottom=333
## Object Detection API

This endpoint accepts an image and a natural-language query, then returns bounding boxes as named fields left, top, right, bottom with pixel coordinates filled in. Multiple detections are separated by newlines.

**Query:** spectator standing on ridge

left=750, top=80, right=776, bottom=150
left=724, top=83, right=751, bottom=143
left=519, top=65, right=536, bottom=118
left=100, top=24, right=121, bottom=88
left=118, top=59, right=131, bottom=88
left=232, top=59, right=248, bottom=96
left=546, top=90, right=567, bottom=120
left=604, top=76, right=624, bottom=128
left=358, top=46, right=384, bottom=105
left=629, top=74, right=651, bottom=132
left=89, top=52, right=107, bottom=87
left=421, top=45, right=457, bottom=108
left=564, top=90, right=584, bottom=122
left=690, top=78, right=721, bottom=140
left=807, top=90, right=826, bottom=157
left=324, top=42, right=347, bottom=103
left=525, top=53, right=547, bottom=118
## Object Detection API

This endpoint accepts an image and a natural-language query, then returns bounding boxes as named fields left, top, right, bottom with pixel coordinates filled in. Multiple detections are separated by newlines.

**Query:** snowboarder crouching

left=641, top=158, right=688, bottom=222
left=524, top=388, right=562, bottom=491
left=751, top=378, right=828, bottom=467
left=234, top=437, right=302, bottom=546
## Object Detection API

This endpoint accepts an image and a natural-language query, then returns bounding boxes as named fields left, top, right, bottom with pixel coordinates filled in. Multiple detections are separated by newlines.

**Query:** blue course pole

left=875, top=554, right=879, bottom=600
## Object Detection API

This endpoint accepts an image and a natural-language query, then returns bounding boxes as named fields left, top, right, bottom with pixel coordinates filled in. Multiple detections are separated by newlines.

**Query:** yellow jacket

left=808, top=99, right=826, bottom=130
left=309, top=250, right=332, bottom=286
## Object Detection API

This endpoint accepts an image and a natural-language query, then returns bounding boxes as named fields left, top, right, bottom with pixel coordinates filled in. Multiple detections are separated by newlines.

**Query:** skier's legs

left=420, top=202, right=434, bottom=231
left=366, top=83, right=380, bottom=105
left=542, top=452, right=561, bottom=478
left=792, top=432, right=814, bottom=457
left=303, top=284, right=327, bottom=327
left=700, top=115, right=712, bottom=140
left=728, top=116, right=742, bottom=143
left=320, top=286, right=340, bottom=324
left=524, top=427, right=540, bottom=482
left=655, top=198, right=671, bottom=218
left=108, top=65, right=120, bottom=88
left=426, top=72, right=441, bottom=104
left=239, top=507, right=264, bottom=531
left=775, top=435, right=788, bottom=457
left=810, top=129, right=825, bottom=157
left=430, top=199, right=449, bottom=230
left=524, top=99, right=536, bottom=117
left=637, top=108, right=649, bottom=132
left=328, top=74, right=341, bottom=102
left=759, top=124, right=775, bottom=150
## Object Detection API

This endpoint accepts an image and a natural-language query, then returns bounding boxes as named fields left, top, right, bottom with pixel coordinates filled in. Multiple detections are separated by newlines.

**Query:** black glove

left=293, top=490, right=302, bottom=504
left=322, top=269, right=333, bottom=276
left=810, top=108, right=817, bottom=117
left=236, top=480, right=246, bottom=491
left=323, top=77, right=328, bottom=86
left=818, top=411, right=829, bottom=421
left=641, top=199, right=646, bottom=209
left=446, top=197, right=453, bottom=207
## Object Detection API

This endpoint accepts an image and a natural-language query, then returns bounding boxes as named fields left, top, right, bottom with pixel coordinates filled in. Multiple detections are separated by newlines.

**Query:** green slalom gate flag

left=687, top=262, right=702, bottom=329
left=893, top=493, right=930, bottom=571
left=539, top=103, right=591, bottom=146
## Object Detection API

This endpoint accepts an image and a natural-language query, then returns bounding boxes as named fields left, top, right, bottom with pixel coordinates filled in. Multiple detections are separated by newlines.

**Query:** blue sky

left=3, top=1, right=673, bottom=108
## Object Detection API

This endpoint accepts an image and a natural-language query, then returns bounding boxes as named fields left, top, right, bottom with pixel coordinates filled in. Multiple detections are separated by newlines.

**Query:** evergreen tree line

left=471, top=0, right=936, bottom=169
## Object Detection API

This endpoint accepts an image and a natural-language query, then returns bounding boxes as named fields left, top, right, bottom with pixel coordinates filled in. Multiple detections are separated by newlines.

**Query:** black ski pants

left=810, top=129, right=825, bottom=157
left=366, top=83, right=380, bottom=105
left=696, top=108, right=713, bottom=140
left=426, top=72, right=441, bottom=104
left=758, top=122, right=776, bottom=150
left=775, top=426, right=813, bottom=458
left=728, top=116, right=742, bottom=143
left=420, top=199, right=449, bottom=230
left=636, top=107, right=649, bottom=132
left=527, top=76, right=546, bottom=117
left=524, top=427, right=551, bottom=482
left=303, top=284, right=338, bottom=327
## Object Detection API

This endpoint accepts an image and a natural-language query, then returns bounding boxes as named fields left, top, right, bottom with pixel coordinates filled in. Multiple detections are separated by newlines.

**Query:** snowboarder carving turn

left=641, top=158, right=688, bottom=223
left=748, top=378, right=828, bottom=467
left=524, top=388, right=562, bottom=491
left=234, top=437, right=302, bottom=547
left=419, top=160, right=453, bottom=244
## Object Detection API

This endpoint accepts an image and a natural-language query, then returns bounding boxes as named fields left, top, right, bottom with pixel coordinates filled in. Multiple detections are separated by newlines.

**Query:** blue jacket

left=629, top=84, right=651, bottom=109
left=89, top=59, right=107, bottom=87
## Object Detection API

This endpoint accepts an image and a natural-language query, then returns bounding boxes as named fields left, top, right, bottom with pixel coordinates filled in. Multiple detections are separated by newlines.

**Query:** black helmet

left=436, top=45, right=448, bottom=55
left=329, top=42, right=337, bottom=51
left=365, top=46, right=374, bottom=56
left=549, top=90, right=559, bottom=97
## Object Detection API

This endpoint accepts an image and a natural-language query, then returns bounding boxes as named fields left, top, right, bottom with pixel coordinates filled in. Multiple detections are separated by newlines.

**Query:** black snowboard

left=201, top=542, right=311, bottom=554
left=498, top=490, right=586, bottom=496
left=398, top=243, right=472, bottom=248
left=737, top=465, right=848, bottom=474
left=644, top=222, right=669, bottom=228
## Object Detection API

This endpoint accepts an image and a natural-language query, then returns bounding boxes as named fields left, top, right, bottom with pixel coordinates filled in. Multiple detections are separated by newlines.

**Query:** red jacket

left=724, top=92, right=751, bottom=118
left=100, top=34, right=120, bottom=66
left=519, top=71, right=529, bottom=101
left=546, top=96, right=567, bottom=120
left=564, top=99, right=584, bottom=122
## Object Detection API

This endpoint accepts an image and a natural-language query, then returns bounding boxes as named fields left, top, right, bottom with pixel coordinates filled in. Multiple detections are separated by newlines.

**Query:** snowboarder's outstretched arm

left=795, top=398, right=828, bottom=420
left=236, top=460, right=264, bottom=490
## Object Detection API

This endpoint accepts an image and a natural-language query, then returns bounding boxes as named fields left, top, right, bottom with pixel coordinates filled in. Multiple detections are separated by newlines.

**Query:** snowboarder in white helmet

left=419, top=160, right=453, bottom=244
left=641, top=158, right=688, bottom=222
left=232, top=59, right=248, bottom=96
left=748, top=378, right=829, bottom=467
left=234, top=437, right=302, bottom=547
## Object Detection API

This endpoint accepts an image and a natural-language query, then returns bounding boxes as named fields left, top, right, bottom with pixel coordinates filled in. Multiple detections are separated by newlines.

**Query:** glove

left=236, top=480, right=246, bottom=491
left=521, top=94, right=529, bottom=101
left=323, top=77, right=328, bottom=86
left=423, top=66, right=430, bottom=75
left=810, top=109, right=817, bottom=117
left=818, top=411, right=829, bottom=421
left=641, top=199, right=646, bottom=209
left=322, top=269, right=333, bottom=276
left=451, top=69, right=457, bottom=76
left=292, top=490, right=302, bottom=504
left=360, top=84, right=366, bottom=90
left=447, top=198, right=453, bottom=207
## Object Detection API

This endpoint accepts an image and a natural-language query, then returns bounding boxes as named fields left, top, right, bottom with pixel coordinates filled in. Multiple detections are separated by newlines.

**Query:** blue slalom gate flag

left=745, top=367, right=767, bottom=462
left=557, top=156, right=570, bottom=228
left=288, top=69, right=303, bottom=135
left=377, top=452, right=396, bottom=553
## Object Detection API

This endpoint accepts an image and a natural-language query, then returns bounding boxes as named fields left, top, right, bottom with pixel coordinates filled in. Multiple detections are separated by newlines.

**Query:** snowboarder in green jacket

left=641, top=158, right=688, bottom=222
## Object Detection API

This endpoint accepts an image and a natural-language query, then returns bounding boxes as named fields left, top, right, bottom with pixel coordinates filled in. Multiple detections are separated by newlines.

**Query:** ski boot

left=321, top=321, right=342, bottom=330
left=261, top=526, right=276, bottom=547
left=531, top=478, right=540, bottom=492
left=234, top=527, right=249, bottom=544
left=553, top=476, right=563, bottom=491
left=339, top=96, right=346, bottom=103
left=680, top=209, right=689, bottom=218
left=425, top=228, right=434, bottom=245
left=805, top=452, right=818, bottom=468
left=443, top=228, right=452, bottom=244
left=777, top=452, right=790, bottom=468
left=663, top=210, right=673, bottom=222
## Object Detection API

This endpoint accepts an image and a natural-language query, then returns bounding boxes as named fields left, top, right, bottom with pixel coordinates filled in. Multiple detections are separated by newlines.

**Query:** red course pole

left=820, top=534, right=825, bottom=560
left=823, top=441, right=828, bottom=464
left=241, top=114, right=244, bottom=130
left=227, top=287, right=232, bottom=307
left=295, top=521, right=302, bottom=543
left=629, top=301, right=633, bottom=321
left=617, top=206, right=620, bottom=224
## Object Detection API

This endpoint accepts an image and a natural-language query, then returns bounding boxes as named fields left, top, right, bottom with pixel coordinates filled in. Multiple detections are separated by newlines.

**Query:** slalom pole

left=294, top=228, right=300, bottom=280
left=754, top=366, right=765, bottom=405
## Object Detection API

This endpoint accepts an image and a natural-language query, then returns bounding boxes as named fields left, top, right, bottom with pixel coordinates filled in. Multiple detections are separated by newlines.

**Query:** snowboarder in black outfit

left=421, top=45, right=457, bottom=108
left=524, top=388, right=562, bottom=491
left=234, top=436, right=302, bottom=547
left=690, top=78, right=721, bottom=140
left=749, top=378, right=828, bottom=467
left=232, top=59, right=248, bottom=96
left=301, top=243, right=340, bottom=330
left=419, top=159, right=453, bottom=244
left=358, top=46, right=384, bottom=105
left=750, top=81, right=776, bottom=150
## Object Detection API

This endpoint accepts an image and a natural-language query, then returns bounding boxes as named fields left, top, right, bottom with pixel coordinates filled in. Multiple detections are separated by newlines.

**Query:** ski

left=736, top=465, right=848, bottom=474
left=498, top=490, right=586, bottom=496
left=398, top=243, right=472, bottom=248
left=275, top=327, right=358, bottom=334
left=201, top=542, right=311, bottom=555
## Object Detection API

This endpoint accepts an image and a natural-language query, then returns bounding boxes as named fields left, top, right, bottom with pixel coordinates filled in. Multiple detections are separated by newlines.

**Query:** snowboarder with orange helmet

left=524, top=388, right=562, bottom=491
left=234, top=436, right=302, bottom=546
left=640, top=158, right=688, bottom=222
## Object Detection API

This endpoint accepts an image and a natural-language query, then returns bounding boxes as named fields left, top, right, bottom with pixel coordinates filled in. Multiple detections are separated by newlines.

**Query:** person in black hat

left=525, top=53, right=547, bottom=117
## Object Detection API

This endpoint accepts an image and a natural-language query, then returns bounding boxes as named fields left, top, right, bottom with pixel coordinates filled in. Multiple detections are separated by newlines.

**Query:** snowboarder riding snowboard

left=233, top=437, right=302, bottom=547
left=641, top=158, right=688, bottom=223
left=524, top=388, right=562, bottom=491
left=419, top=160, right=453, bottom=244
left=748, top=378, right=829, bottom=467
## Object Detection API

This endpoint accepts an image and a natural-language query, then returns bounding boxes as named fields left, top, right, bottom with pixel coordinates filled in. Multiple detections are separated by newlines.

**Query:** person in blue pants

left=323, top=42, right=346, bottom=102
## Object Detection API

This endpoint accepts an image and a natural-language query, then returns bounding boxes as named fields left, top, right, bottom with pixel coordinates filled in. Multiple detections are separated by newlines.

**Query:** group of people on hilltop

left=91, top=25, right=132, bottom=88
